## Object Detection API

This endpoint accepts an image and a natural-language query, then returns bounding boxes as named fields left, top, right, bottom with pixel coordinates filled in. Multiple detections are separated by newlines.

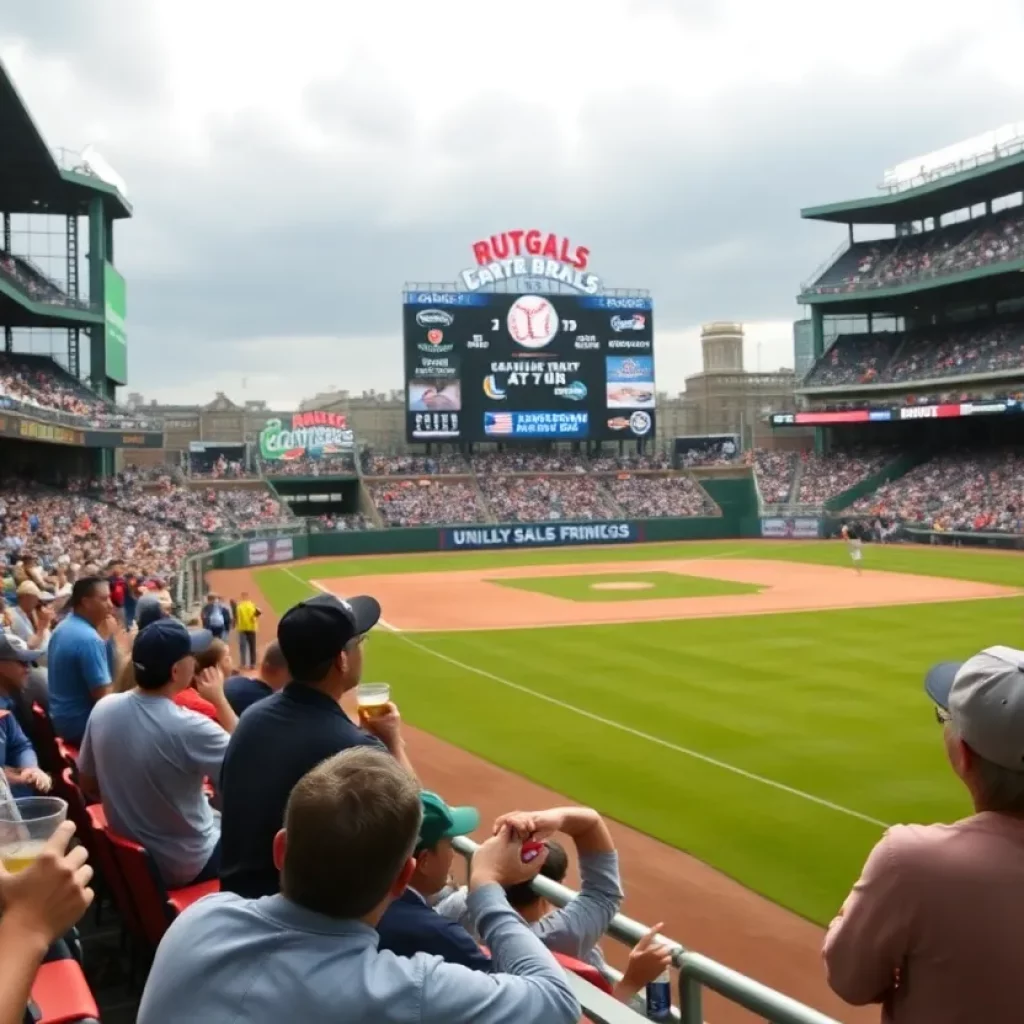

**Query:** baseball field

left=219, top=540, right=1022, bottom=929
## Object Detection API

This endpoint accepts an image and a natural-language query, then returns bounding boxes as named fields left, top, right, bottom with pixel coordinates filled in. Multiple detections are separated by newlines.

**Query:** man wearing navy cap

left=78, top=619, right=230, bottom=887
left=824, top=646, right=1024, bottom=1022
left=219, top=593, right=415, bottom=899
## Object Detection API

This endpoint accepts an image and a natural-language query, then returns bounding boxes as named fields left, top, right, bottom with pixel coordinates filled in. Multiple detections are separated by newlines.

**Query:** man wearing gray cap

left=823, top=646, right=1024, bottom=1022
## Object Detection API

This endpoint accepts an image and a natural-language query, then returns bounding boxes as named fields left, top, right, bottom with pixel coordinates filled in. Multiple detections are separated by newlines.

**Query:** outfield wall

left=199, top=511, right=766, bottom=571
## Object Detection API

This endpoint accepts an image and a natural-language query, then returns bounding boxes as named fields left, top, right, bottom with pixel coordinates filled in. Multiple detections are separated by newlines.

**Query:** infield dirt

left=207, top=555, right=997, bottom=1023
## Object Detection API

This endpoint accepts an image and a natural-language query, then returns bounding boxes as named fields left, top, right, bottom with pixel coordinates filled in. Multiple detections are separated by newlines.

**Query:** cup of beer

left=356, top=683, right=391, bottom=720
left=0, top=796, right=68, bottom=873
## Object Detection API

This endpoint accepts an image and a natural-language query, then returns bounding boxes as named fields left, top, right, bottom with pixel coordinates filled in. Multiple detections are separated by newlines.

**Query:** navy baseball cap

left=277, top=593, right=381, bottom=679
left=925, top=646, right=1024, bottom=772
left=133, top=619, right=213, bottom=688
left=135, top=594, right=169, bottom=630
left=0, top=633, right=39, bottom=664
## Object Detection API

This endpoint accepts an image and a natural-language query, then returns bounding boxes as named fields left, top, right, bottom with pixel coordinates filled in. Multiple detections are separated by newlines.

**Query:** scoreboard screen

left=403, top=291, right=655, bottom=444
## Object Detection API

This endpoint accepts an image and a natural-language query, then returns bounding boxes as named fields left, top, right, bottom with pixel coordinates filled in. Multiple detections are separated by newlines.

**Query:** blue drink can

left=645, top=970, right=672, bottom=1021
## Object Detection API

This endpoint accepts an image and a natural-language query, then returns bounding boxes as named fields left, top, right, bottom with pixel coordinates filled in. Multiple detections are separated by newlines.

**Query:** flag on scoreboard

left=485, top=412, right=514, bottom=435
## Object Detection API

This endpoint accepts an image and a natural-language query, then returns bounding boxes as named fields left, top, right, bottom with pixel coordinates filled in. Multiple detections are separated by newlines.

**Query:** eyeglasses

left=934, top=706, right=952, bottom=725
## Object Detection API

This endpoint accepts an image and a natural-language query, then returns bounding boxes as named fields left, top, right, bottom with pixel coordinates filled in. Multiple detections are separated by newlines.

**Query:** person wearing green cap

left=376, top=790, right=491, bottom=970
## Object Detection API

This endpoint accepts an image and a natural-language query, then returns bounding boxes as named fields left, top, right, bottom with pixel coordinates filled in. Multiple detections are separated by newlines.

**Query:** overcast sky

left=4, top=0, right=1024, bottom=407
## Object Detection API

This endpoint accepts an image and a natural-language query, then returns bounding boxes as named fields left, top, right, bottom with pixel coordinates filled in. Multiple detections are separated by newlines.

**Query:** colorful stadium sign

left=258, top=412, right=354, bottom=461
left=461, top=230, right=601, bottom=294
left=771, top=400, right=1021, bottom=427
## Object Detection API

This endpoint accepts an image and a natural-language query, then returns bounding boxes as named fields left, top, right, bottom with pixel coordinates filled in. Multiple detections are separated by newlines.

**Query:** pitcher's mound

left=591, top=581, right=654, bottom=591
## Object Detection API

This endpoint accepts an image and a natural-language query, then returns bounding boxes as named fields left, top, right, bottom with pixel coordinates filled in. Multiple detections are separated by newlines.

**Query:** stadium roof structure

left=801, top=149, right=1024, bottom=226
left=0, top=58, right=131, bottom=219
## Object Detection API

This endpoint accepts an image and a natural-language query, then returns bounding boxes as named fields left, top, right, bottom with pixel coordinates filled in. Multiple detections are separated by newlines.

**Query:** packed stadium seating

left=360, top=452, right=470, bottom=475
left=808, top=204, right=1024, bottom=295
left=794, top=448, right=893, bottom=506
left=367, top=479, right=488, bottom=527
left=258, top=453, right=357, bottom=476
left=751, top=449, right=798, bottom=504
left=0, top=249, right=88, bottom=308
left=607, top=475, right=720, bottom=517
left=478, top=473, right=622, bottom=522
left=803, top=322, right=1024, bottom=388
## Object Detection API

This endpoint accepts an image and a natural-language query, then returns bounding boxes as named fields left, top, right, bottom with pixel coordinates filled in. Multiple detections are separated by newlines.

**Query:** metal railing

left=451, top=835, right=838, bottom=1024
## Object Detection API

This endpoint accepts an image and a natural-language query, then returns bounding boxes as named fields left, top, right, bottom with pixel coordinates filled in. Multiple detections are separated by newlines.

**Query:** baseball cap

left=133, top=619, right=213, bottom=688
left=416, top=791, right=480, bottom=853
left=277, top=593, right=381, bottom=678
left=0, top=633, right=39, bottom=664
left=135, top=594, right=168, bottom=631
left=16, top=581, right=54, bottom=602
left=925, top=645, right=1024, bottom=771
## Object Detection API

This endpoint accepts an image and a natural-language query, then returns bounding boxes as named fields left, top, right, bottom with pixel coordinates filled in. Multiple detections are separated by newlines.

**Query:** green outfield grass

left=491, top=570, right=762, bottom=602
left=253, top=541, right=1024, bottom=924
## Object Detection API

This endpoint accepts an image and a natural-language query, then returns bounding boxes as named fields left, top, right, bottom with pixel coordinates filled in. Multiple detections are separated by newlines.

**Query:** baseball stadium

left=3, top=54, right=1024, bottom=1024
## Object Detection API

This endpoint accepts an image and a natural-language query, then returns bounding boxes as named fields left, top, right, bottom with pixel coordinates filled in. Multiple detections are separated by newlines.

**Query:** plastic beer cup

left=356, top=683, right=391, bottom=719
left=0, top=796, right=68, bottom=873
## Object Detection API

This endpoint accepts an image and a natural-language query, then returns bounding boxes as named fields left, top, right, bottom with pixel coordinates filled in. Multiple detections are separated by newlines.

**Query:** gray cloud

left=5, top=1, right=1024, bottom=404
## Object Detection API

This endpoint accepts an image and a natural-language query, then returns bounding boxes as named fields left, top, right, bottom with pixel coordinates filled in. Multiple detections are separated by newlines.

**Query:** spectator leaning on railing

left=824, top=646, right=1024, bottom=1021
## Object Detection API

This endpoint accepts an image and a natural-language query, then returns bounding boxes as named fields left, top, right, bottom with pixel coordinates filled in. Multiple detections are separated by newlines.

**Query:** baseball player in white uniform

left=841, top=522, right=863, bottom=575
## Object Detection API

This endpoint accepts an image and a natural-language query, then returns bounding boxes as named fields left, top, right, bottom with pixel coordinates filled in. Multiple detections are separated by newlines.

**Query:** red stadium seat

left=30, top=959, right=100, bottom=1024
left=98, top=817, right=219, bottom=946
left=551, top=952, right=615, bottom=995
left=30, top=704, right=78, bottom=776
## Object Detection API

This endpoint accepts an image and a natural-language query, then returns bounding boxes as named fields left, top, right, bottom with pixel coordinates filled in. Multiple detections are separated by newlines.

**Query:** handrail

left=451, top=834, right=835, bottom=1024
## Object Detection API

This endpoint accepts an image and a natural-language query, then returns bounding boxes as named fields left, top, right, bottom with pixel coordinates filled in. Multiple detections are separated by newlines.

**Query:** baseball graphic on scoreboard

left=507, top=295, right=558, bottom=349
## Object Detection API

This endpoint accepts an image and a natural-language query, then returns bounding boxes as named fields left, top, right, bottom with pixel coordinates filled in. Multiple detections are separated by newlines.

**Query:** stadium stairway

left=468, top=473, right=498, bottom=523
left=787, top=457, right=804, bottom=505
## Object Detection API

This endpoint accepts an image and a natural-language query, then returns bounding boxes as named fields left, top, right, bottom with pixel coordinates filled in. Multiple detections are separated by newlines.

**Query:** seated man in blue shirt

left=137, top=747, right=579, bottom=1024
left=45, top=577, right=115, bottom=745
left=377, top=790, right=489, bottom=970
left=223, top=640, right=290, bottom=716
left=0, top=634, right=51, bottom=797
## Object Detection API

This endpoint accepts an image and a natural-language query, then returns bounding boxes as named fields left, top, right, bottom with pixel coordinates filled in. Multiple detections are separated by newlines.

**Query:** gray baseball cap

left=925, top=646, right=1024, bottom=772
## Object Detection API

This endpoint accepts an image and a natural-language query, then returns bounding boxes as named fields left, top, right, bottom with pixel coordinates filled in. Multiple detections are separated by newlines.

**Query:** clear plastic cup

left=356, top=682, right=391, bottom=719
left=0, top=796, right=68, bottom=873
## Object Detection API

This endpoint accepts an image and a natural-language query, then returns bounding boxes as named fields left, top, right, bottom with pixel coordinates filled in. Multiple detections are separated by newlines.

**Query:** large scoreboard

left=403, top=290, right=655, bottom=444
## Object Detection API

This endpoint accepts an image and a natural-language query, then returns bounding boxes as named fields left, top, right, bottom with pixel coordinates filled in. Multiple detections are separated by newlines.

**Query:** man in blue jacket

left=0, top=634, right=51, bottom=797
left=201, top=593, right=233, bottom=641
left=376, top=790, right=489, bottom=970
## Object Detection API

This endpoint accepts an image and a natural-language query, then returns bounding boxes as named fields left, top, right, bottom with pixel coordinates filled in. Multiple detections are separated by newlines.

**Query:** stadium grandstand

left=15, top=41, right=1024, bottom=1024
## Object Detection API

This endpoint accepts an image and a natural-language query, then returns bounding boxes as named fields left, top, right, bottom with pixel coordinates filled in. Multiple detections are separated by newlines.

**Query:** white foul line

left=280, top=567, right=889, bottom=830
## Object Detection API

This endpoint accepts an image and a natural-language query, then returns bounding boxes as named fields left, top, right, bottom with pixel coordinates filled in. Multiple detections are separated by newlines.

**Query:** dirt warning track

left=313, top=558, right=1014, bottom=632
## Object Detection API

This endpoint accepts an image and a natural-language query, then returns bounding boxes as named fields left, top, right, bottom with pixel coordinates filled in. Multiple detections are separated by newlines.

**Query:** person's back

left=139, top=748, right=579, bottom=1024
left=78, top=690, right=225, bottom=887
left=47, top=610, right=109, bottom=743
left=824, top=814, right=1024, bottom=1022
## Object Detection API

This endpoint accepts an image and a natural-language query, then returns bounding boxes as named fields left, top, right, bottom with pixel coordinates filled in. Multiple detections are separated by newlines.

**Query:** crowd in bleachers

left=99, top=475, right=292, bottom=535
left=367, top=480, right=486, bottom=527
left=470, top=451, right=589, bottom=474
left=608, top=475, right=719, bottom=517
left=0, top=249, right=90, bottom=308
left=847, top=449, right=1024, bottom=532
left=795, top=448, right=892, bottom=506
left=360, top=452, right=470, bottom=476
left=477, top=474, right=619, bottom=522
left=809, top=205, right=1024, bottom=295
left=259, top=453, right=357, bottom=476
left=803, top=322, right=1024, bottom=389
left=751, top=450, right=798, bottom=504
left=309, top=512, right=375, bottom=532
left=589, top=452, right=674, bottom=471
left=675, top=441, right=740, bottom=468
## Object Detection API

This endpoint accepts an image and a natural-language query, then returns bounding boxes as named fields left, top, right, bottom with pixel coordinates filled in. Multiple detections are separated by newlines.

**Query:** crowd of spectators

left=0, top=250, right=89, bottom=308
left=1, top=481, right=201, bottom=587
left=360, top=452, right=470, bottom=476
left=477, top=475, right=619, bottom=522
left=471, top=452, right=588, bottom=474
left=608, top=475, right=718, bottom=517
left=99, top=475, right=292, bottom=535
left=802, top=334, right=902, bottom=387
left=259, top=453, right=357, bottom=476
left=367, top=480, right=486, bottom=527
left=589, top=452, right=674, bottom=471
left=189, top=455, right=250, bottom=480
left=795, top=449, right=893, bottom=506
left=847, top=449, right=1024, bottom=532
left=809, top=205, right=1024, bottom=295
left=750, top=450, right=798, bottom=504
left=309, top=513, right=375, bottom=532
left=674, top=441, right=740, bottom=468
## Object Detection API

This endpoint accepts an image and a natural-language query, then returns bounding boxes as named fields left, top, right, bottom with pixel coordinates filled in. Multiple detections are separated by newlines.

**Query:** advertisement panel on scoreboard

left=404, top=285, right=654, bottom=444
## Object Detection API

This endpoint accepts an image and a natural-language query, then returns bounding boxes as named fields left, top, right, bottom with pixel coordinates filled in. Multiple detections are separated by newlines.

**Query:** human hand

left=361, top=702, right=403, bottom=749
left=621, top=923, right=673, bottom=993
left=470, top=824, right=548, bottom=890
left=493, top=807, right=586, bottom=841
left=194, top=666, right=225, bottom=702
left=37, top=604, right=54, bottom=627
left=0, top=821, right=94, bottom=950
left=20, top=768, right=52, bottom=794
left=97, top=614, right=119, bottom=640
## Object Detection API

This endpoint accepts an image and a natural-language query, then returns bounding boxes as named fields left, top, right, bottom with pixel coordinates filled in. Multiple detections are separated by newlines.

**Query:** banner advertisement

left=760, top=517, right=821, bottom=539
left=104, top=263, right=128, bottom=385
left=247, top=537, right=295, bottom=565
left=442, top=521, right=638, bottom=550
left=258, top=412, right=354, bottom=461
